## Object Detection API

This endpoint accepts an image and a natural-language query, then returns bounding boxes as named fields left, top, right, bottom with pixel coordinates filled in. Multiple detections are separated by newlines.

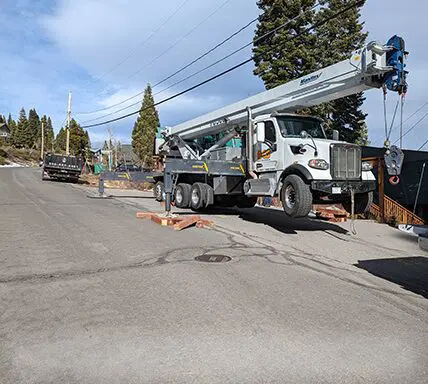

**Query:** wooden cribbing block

left=173, top=216, right=200, bottom=231
left=196, top=219, right=215, bottom=229
left=136, top=212, right=155, bottom=219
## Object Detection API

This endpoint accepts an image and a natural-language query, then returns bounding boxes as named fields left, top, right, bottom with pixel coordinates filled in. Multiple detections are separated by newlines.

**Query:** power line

left=418, top=138, right=428, bottom=151
left=393, top=101, right=428, bottom=144
left=123, top=0, right=233, bottom=83
left=77, top=13, right=257, bottom=117
left=79, top=0, right=192, bottom=93
left=393, top=111, right=428, bottom=144
left=81, top=0, right=363, bottom=129
left=79, top=0, right=232, bottom=108
left=80, top=3, right=320, bottom=125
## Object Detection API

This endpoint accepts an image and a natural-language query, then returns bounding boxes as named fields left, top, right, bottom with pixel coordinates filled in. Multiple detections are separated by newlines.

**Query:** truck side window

left=265, top=121, right=276, bottom=143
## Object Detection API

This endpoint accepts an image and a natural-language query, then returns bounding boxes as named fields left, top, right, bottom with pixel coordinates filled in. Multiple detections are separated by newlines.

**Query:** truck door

left=254, top=120, right=279, bottom=173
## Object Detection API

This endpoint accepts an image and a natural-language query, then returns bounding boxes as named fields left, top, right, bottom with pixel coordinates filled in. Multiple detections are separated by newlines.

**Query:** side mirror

left=332, top=130, right=339, bottom=141
left=256, top=122, right=265, bottom=143
left=300, top=130, right=308, bottom=139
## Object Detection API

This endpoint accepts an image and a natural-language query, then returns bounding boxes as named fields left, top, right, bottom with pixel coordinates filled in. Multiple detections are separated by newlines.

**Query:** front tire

left=281, top=175, right=313, bottom=218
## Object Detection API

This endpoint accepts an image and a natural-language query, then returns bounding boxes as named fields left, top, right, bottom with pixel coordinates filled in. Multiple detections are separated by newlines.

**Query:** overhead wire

left=78, top=0, right=192, bottom=93
left=77, top=13, right=258, bottom=117
left=393, top=110, right=428, bottom=145
left=80, top=2, right=321, bottom=125
left=78, top=0, right=232, bottom=108
left=393, top=101, right=428, bottom=145
left=80, top=0, right=363, bottom=129
left=418, top=138, right=428, bottom=151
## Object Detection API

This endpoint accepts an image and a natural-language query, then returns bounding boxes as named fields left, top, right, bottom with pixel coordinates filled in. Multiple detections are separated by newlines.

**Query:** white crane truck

left=152, top=35, right=408, bottom=218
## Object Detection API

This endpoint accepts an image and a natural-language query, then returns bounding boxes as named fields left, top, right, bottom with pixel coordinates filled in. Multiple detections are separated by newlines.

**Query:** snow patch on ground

left=0, top=162, right=27, bottom=168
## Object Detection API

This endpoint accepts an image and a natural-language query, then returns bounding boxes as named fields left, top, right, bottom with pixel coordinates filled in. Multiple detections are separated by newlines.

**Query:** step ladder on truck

left=151, top=35, right=408, bottom=218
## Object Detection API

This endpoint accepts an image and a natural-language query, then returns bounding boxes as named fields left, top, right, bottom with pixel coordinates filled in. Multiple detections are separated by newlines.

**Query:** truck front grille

left=330, top=144, right=361, bottom=180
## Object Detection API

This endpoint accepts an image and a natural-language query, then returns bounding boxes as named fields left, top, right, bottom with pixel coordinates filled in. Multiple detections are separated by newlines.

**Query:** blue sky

left=1, top=0, right=427, bottom=150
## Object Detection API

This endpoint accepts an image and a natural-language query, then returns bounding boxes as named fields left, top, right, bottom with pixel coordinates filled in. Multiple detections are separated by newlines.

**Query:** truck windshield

left=277, top=117, right=326, bottom=139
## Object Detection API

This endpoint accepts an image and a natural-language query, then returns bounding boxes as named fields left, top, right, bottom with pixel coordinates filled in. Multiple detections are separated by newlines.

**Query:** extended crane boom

left=167, top=36, right=407, bottom=141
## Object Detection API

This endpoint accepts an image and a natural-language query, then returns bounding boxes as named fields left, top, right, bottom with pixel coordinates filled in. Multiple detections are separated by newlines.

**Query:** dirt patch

left=79, top=174, right=153, bottom=191
left=0, top=146, right=39, bottom=167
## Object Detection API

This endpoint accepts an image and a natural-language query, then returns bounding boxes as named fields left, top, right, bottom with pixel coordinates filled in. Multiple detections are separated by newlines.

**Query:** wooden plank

left=136, top=212, right=155, bottom=219
left=173, top=217, right=199, bottom=231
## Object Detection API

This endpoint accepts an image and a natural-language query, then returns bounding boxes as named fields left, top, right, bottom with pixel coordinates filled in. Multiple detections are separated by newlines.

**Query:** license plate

left=332, top=187, right=342, bottom=194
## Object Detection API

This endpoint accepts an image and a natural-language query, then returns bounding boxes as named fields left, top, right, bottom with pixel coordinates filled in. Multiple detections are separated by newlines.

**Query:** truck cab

left=244, top=113, right=375, bottom=217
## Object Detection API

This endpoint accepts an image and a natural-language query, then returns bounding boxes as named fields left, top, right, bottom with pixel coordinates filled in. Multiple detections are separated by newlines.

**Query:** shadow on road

left=175, top=206, right=348, bottom=235
left=355, top=257, right=428, bottom=299
left=238, top=207, right=349, bottom=234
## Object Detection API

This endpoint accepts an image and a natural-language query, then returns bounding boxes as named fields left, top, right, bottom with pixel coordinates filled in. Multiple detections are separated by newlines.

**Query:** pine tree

left=27, top=109, right=40, bottom=148
left=7, top=114, right=16, bottom=138
left=0, top=115, right=6, bottom=146
left=6, top=114, right=16, bottom=146
left=132, top=84, right=160, bottom=168
left=253, top=0, right=317, bottom=89
left=46, top=117, right=55, bottom=152
left=13, top=108, right=28, bottom=148
left=69, top=119, right=90, bottom=155
left=55, top=127, right=66, bottom=152
left=40, top=115, right=55, bottom=152
left=313, top=0, right=368, bottom=142
left=253, top=0, right=369, bottom=143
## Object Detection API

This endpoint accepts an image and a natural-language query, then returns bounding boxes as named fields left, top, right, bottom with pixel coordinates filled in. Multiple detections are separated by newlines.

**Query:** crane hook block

left=384, top=35, right=408, bottom=95
left=384, top=145, right=404, bottom=177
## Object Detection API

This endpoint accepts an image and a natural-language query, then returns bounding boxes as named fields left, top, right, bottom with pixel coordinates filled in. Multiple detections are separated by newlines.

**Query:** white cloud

left=2, top=0, right=427, bottom=149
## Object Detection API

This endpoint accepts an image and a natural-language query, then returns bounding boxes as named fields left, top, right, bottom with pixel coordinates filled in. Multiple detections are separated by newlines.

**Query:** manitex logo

left=300, top=73, right=322, bottom=86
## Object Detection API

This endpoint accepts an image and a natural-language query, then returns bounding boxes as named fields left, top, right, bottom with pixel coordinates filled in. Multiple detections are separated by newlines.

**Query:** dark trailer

left=42, top=153, right=83, bottom=183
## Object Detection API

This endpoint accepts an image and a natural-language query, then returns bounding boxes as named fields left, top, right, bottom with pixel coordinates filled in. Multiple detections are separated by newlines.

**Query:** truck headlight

left=308, top=159, right=329, bottom=170
left=362, top=161, right=373, bottom=171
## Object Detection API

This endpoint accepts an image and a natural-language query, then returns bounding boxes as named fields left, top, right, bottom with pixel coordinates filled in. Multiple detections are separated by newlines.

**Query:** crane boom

left=167, top=36, right=407, bottom=140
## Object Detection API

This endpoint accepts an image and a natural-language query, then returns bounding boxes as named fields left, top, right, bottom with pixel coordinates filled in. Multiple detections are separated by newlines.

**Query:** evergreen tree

left=13, top=108, right=28, bottom=148
left=55, top=127, right=66, bottom=152
left=41, top=115, right=55, bottom=152
left=253, top=0, right=368, bottom=143
left=28, top=109, right=40, bottom=149
left=6, top=114, right=16, bottom=146
left=0, top=115, right=5, bottom=146
left=312, top=0, right=368, bottom=142
left=132, top=84, right=160, bottom=168
left=7, top=114, right=16, bottom=138
left=253, top=0, right=317, bottom=89
left=69, top=119, right=90, bottom=155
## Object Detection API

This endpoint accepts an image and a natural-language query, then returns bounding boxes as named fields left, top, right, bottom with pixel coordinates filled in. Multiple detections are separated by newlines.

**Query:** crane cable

left=80, top=0, right=364, bottom=129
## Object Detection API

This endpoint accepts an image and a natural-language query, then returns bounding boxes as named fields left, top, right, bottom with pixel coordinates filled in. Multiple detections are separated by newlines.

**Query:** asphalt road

left=0, top=167, right=427, bottom=384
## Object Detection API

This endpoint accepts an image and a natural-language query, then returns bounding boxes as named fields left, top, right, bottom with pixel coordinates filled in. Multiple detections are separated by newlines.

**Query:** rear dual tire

left=174, top=183, right=192, bottom=208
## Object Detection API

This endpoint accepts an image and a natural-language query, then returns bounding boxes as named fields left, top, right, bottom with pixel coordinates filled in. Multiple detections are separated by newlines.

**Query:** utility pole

left=40, top=121, right=45, bottom=160
left=66, top=91, right=72, bottom=155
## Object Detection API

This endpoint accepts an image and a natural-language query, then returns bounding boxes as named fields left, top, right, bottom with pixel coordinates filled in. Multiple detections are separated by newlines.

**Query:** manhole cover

left=195, top=255, right=232, bottom=263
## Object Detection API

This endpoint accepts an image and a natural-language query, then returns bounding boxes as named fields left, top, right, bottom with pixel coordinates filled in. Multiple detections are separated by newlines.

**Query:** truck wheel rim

left=191, top=189, right=200, bottom=205
left=156, top=185, right=162, bottom=198
left=176, top=189, right=183, bottom=205
left=285, top=185, right=296, bottom=209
